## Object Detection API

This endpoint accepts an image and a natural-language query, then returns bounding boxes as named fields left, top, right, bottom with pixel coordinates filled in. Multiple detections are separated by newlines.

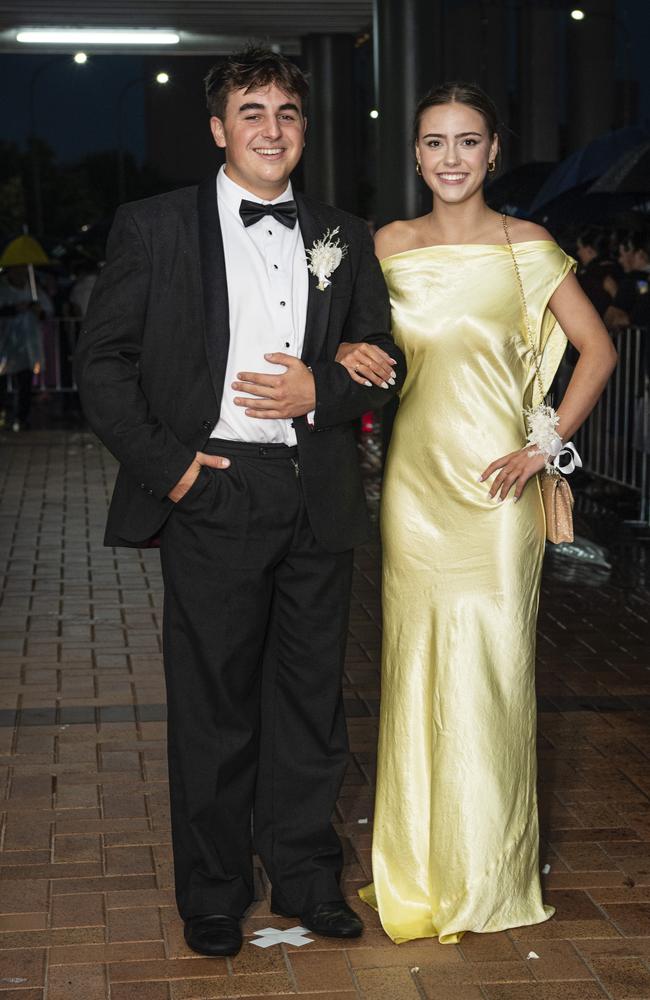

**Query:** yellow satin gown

left=359, top=240, right=576, bottom=944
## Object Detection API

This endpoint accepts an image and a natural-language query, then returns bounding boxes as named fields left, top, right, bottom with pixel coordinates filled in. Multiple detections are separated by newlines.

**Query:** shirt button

left=267, top=229, right=273, bottom=236
left=285, top=341, right=290, bottom=348
left=273, top=264, right=279, bottom=270
left=280, top=300, right=286, bottom=307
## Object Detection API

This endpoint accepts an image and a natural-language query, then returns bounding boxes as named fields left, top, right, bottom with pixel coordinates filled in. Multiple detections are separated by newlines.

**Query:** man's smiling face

left=210, top=82, right=306, bottom=200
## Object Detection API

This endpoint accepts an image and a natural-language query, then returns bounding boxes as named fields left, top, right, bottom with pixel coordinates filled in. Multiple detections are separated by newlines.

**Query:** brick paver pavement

left=1, top=428, right=650, bottom=1000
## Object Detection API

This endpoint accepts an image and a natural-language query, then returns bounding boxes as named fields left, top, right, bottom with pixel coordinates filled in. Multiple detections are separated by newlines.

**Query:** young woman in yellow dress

left=337, top=82, right=617, bottom=945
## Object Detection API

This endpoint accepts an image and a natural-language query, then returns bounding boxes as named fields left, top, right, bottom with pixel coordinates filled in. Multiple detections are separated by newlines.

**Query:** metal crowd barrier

left=572, top=325, right=649, bottom=526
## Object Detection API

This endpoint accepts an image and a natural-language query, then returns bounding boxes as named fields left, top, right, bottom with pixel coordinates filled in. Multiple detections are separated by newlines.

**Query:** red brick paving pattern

left=0, top=430, right=649, bottom=999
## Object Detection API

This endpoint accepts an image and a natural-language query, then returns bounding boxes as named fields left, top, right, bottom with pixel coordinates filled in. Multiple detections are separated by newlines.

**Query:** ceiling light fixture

left=16, top=29, right=180, bottom=45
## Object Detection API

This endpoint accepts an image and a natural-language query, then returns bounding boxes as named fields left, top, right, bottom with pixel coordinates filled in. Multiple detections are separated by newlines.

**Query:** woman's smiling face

left=415, top=102, right=498, bottom=205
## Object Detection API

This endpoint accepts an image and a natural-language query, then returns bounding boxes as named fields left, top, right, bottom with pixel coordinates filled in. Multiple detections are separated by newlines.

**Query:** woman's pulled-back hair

left=205, top=44, right=309, bottom=120
left=413, top=81, right=500, bottom=144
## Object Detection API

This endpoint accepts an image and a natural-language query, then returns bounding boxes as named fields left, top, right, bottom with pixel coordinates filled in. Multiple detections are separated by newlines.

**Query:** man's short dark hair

left=204, top=45, right=309, bottom=120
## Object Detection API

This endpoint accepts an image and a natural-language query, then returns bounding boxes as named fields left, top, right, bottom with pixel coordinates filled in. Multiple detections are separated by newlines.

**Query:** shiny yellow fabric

left=359, top=241, right=576, bottom=945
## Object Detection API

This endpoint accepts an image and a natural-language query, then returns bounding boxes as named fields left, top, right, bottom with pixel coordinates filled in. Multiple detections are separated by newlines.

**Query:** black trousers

left=0, top=370, right=32, bottom=425
left=159, top=439, right=354, bottom=920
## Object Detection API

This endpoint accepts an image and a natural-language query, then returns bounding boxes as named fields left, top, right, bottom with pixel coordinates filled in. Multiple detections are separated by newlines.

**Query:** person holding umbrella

left=0, top=235, right=52, bottom=431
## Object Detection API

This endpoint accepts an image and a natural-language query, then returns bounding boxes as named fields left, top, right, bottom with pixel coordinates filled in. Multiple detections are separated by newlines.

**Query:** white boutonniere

left=306, top=227, right=347, bottom=291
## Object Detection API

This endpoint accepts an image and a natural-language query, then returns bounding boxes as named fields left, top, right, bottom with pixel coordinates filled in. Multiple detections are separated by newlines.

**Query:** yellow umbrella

left=0, top=234, right=50, bottom=301
left=0, top=234, right=50, bottom=268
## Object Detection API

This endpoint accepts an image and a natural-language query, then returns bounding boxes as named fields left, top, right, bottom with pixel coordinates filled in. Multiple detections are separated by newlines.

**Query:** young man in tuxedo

left=75, top=47, right=404, bottom=957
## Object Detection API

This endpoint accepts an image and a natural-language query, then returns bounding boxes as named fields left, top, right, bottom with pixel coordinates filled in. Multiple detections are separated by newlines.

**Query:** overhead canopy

left=0, top=0, right=373, bottom=53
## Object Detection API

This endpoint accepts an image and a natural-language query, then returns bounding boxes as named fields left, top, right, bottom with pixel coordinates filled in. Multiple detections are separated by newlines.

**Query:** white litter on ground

left=250, top=926, right=314, bottom=949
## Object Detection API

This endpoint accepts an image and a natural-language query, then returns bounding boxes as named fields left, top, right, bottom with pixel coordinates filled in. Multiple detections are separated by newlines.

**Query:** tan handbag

left=503, top=216, right=575, bottom=544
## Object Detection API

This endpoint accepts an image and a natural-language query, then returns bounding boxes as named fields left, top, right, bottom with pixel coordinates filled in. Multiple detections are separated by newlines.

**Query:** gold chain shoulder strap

left=502, top=214, right=547, bottom=404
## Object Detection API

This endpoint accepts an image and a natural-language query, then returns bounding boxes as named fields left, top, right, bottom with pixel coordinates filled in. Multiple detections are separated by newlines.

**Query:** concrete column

left=518, top=4, right=560, bottom=162
left=567, top=0, right=616, bottom=150
left=373, top=0, right=443, bottom=226
left=302, top=34, right=357, bottom=212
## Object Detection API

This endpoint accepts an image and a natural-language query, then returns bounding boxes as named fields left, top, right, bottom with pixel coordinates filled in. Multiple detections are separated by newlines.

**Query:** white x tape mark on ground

left=250, top=926, right=314, bottom=948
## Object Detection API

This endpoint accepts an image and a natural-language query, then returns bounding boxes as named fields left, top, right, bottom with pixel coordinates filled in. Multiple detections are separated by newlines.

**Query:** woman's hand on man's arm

left=335, top=341, right=397, bottom=388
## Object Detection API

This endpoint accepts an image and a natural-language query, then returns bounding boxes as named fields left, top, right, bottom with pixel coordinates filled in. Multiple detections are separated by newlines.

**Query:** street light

left=29, top=53, right=88, bottom=235
left=369, top=109, right=379, bottom=119
left=117, top=73, right=171, bottom=204
left=570, top=9, right=586, bottom=20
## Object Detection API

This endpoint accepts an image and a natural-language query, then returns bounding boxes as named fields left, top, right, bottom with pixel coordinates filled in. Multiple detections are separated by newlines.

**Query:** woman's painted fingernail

left=389, top=358, right=397, bottom=364
left=477, top=475, right=484, bottom=483
left=388, top=377, right=396, bottom=386
left=364, top=380, right=372, bottom=387
left=381, top=381, right=389, bottom=389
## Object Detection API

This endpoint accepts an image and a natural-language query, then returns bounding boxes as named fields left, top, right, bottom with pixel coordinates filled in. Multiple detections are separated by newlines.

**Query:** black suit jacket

left=75, top=176, right=405, bottom=552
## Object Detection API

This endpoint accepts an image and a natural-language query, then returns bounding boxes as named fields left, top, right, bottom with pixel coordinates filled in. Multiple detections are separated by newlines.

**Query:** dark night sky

left=2, top=0, right=650, bottom=166
left=2, top=53, right=149, bottom=162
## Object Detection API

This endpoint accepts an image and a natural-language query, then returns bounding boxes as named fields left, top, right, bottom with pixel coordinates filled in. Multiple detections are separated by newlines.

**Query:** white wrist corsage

left=306, top=227, right=347, bottom=291
left=525, top=402, right=582, bottom=475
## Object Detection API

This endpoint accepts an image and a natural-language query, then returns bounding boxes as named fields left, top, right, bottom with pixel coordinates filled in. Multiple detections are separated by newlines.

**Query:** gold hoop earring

left=416, top=161, right=422, bottom=176
left=488, top=161, right=496, bottom=173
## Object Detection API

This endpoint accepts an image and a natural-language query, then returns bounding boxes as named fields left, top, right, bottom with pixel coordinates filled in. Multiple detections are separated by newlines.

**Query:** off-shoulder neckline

left=380, top=239, right=557, bottom=265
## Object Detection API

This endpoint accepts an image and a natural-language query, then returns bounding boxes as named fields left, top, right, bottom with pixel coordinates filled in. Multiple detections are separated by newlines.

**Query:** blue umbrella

left=589, top=140, right=650, bottom=193
left=529, top=126, right=648, bottom=213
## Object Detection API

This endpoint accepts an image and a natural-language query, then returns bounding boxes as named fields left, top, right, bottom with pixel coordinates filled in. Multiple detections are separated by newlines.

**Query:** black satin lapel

left=197, top=175, right=230, bottom=405
left=297, top=195, right=332, bottom=364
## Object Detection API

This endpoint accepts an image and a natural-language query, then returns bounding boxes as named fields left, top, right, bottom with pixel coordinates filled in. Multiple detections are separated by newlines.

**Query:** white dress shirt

left=211, top=164, right=309, bottom=445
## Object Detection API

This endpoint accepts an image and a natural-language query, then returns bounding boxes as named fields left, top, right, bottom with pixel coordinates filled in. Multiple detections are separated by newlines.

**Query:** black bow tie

left=239, top=198, right=298, bottom=230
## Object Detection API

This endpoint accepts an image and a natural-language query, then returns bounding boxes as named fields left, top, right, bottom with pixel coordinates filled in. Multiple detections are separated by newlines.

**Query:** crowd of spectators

left=0, top=260, right=97, bottom=431
left=575, top=225, right=650, bottom=329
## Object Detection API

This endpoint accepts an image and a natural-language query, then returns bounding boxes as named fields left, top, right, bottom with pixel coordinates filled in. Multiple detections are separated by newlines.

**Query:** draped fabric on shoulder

left=360, top=241, right=576, bottom=945
left=515, top=242, right=575, bottom=406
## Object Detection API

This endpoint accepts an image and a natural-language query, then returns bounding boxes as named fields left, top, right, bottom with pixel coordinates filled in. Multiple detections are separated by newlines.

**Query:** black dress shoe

left=184, top=914, right=243, bottom=956
left=274, top=900, right=363, bottom=939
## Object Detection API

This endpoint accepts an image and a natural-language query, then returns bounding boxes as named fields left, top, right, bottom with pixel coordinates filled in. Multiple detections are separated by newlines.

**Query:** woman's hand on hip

left=335, top=341, right=396, bottom=388
left=480, top=447, right=546, bottom=502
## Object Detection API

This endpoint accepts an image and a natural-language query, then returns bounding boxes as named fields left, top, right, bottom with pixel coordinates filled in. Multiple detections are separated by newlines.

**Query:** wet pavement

left=0, top=425, right=649, bottom=1000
